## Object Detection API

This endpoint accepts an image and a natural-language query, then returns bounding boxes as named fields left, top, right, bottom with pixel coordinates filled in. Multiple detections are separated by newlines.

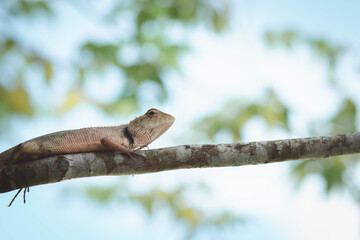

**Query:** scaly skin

left=0, top=109, right=175, bottom=171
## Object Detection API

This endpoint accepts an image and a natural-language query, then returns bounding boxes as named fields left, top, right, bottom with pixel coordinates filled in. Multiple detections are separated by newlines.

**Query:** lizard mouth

left=166, top=114, right=175, bottom=128
left=167, top=115, right=175, bottom=126
left=154, top=114, right=175, bottom=139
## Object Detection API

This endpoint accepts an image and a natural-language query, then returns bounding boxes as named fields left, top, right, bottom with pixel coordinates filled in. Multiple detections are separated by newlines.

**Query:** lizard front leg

left=100, top=137, right=145, bottom=161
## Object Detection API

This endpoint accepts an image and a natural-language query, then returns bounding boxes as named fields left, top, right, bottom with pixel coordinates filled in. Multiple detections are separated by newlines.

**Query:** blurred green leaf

left=212, top=9, right=228, bottom=32
left=84, top=186, right=118, bottom=204
left=264, top=30, right=301, bottom=49
left=196, top=89, right=289, bottom=142
left=322, top=157, right=346, bottom=191
left=292, top=156, right=349, bottom=193
left=177, top=207, right=203, bottom=227
left=292, top=98, right=358, bottom=193
left=43, top=61, right=52, bottom=83
left=158, top=44, right=188, bottom=70
left=265, top=30, right=347, bottom=84
left=137, top=9, right=153, bottom=29
left=292, top=159, right=316, bottom=184
left=0, top=84, right=33, bottom=117
left=81, top=43, right=119, bottom=68
left=0, top=39, right=15, bottom=57
left=330, top=99, right=357, bottom=134
left=9, top=0, right=52, bottom=16
left=57, top=89, right=87, bottom=113
left=308, top=39, right=346, bottom=70
left=123, top=63, right=161, bottom=84
left=132, top=194, right=155, bottom=214
left=205, top=210, right=245, bottom=227
left=264, top=28, right=358, bottom=196
left=82, top=183, right=245, bottom=238
left=0, top=0, right=230, bottom=121
left=101, top=95, right=139, bottom=115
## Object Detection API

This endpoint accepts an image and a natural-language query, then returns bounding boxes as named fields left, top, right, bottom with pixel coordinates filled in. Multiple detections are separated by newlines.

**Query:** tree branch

left=1, top=132, right=360, bottom=193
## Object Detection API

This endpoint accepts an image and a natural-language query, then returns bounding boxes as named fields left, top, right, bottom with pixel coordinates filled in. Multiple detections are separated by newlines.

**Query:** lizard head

left=127, top=108, right=175, bottom=148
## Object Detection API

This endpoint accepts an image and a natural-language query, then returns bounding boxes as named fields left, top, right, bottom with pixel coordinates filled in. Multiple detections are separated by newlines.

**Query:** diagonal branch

left=1, top=132, right=360, bottom=193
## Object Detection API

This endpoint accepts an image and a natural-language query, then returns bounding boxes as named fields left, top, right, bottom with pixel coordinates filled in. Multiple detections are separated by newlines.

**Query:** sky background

left=1, top=0, right=360, bottom=239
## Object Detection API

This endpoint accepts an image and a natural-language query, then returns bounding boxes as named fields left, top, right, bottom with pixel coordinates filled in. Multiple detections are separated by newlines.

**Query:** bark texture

left=1, top=132, right=359, bottom=193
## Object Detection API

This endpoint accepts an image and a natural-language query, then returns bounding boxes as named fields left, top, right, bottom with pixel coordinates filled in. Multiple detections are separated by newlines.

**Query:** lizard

left=0, top=108, right=175, bottom=206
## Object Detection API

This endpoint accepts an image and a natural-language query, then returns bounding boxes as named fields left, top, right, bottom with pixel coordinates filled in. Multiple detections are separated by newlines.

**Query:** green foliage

left=320, top=157, right=346, bottom=191
left=81, top=180, right=244, bottom=239
left=292, top=98, right=358, bottom=193
left=264, top=30, right=359, bottom=194
left=8, top=0, right=53, bottom=16
left=196, top=89, right=289, bottom=142
left=265, top=30, right=300, bottom=49
left=100, top=95, right=140, bottom=115
left=0, top=84, right=33, bottom=117
left=198, top=31, right=359, bottom=196
left=0, top=0, right=229, bottom=121
left=199, top=93, right=359, bottom=195
left=0, top=0, right=237, bottom=236
left=0, top=34, right=55, bottom=121
left=43, top=61, right=52, bottom=83
left=292, top=157, right=348, bottom=192
left=110, top=0, right=229, bottom=33
left=81, top=43, right=119, bottom=69
left=330, top=99, right=357, bottom=134
left=265, top=30, right=346, bottom=84
left=2, top=0, right=359, bottom=235
left=84, top=185, right=118, bottom=204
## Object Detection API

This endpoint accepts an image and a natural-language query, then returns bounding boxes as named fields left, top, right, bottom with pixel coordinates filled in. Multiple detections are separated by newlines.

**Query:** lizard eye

left=147, top=110, right=156, bottom=117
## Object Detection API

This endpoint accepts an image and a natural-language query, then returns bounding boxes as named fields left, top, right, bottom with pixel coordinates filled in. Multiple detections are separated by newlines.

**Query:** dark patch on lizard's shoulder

left=122, top=127, right=134, bottom=145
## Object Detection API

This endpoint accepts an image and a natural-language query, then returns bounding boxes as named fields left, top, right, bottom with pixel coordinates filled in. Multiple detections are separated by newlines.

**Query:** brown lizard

left=0, top=108, right=175, bottom=206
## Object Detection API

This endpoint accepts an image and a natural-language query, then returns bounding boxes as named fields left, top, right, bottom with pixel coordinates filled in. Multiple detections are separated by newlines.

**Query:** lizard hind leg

left=4, top=141, right=39, bottom=166
left=1, top=145, right=26, bottom=172
left=1, top=141, right=42, bottom=176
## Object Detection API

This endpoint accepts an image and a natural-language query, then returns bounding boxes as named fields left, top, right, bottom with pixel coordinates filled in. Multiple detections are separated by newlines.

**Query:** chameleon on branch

left=0, top=108, right=175, bottom=173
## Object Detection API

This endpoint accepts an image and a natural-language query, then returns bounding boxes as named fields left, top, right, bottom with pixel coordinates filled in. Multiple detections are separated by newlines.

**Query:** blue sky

left=1, top=0, right=360, bottom=239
